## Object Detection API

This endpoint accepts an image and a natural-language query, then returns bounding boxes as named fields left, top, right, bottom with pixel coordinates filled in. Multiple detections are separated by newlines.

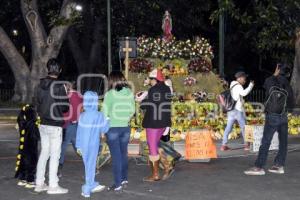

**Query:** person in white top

left=221, top=71, right=254, bottom=151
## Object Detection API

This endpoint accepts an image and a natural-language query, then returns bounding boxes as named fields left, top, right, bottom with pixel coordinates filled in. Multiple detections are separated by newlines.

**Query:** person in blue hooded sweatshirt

left=76, top=91, right=110, bottom=198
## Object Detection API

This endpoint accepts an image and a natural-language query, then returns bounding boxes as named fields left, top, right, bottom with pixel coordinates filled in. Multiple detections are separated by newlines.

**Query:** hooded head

left=83, top=91, right=99, bottom=111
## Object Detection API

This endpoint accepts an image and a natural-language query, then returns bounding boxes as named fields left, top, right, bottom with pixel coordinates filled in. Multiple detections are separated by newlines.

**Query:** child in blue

left=76, top=91, right=110, bottom=198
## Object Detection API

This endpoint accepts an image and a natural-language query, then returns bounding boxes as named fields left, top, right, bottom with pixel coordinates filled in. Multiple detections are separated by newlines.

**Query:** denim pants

left=222, top=109, right=246, bottom=145
left=36, top=125, right=62, bottom=187
left=59, top=123, right=77, bottom=165
left=255, top=113, right=288, bottom=168
left=106, top=127, right=130, bottom=187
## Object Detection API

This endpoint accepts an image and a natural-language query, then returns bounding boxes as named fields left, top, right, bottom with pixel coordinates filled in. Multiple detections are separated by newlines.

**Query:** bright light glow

left=12, top=29, right=18, bottom=36
left=75, top=4, right=83, bottom=11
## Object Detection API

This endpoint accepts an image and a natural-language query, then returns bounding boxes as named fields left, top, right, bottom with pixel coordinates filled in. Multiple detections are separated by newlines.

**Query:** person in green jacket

left=102, top=71, right=135, bottom=192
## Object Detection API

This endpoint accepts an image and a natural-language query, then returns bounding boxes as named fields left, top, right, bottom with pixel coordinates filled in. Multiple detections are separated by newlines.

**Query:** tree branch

left=21, top=0, right=47, bottom=57
left=45, top=0, right=74, bottom=58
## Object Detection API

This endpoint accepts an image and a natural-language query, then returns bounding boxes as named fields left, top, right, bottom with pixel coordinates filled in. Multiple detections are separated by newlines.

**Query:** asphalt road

left=1, top=123, right=300, bottom=200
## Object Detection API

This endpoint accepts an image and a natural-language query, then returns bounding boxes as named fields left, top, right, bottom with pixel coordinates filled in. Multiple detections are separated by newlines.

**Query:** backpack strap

left=230, top=83, right=239, bottom=91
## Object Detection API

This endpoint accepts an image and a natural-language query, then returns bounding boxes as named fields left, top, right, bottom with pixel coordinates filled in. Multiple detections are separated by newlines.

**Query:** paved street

left=1, top=123, right=300, bottom=200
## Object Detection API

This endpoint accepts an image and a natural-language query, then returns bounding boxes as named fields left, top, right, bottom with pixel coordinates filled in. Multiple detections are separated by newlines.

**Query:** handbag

left=160, top=127, right=170, bottom=142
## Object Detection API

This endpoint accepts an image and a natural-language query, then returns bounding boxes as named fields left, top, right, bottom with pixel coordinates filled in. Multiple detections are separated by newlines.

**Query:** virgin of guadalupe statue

left=162, top=10, right=173, bottom=42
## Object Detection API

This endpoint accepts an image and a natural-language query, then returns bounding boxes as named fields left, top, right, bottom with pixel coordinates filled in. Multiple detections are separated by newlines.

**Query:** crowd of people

left=14, top=58, right=294, bottom=197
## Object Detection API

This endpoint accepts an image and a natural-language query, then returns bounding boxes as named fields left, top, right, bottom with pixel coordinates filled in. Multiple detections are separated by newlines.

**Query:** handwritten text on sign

left=185, top=130, right=217, bottom=159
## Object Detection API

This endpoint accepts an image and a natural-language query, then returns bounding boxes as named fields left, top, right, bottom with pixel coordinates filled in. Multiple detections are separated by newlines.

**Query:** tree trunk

left=1, top=0, right=84, bottom=103
left=291, top=28, right=300, bottom=112
left=0, top=27, right=30, bottom=103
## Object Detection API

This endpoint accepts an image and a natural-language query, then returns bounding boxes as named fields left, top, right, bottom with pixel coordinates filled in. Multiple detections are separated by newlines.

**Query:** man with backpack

left=34, top=59, right=69, bottom=194
left=220, top=71, right=254, bottom=151
left=245, top=64, right=294, bottom=175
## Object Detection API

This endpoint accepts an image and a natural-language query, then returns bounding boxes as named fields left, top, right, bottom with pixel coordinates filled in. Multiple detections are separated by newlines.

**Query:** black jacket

left=140, top=82, right=172, bottom=128
left=35, top=77, right=69, bottom=127
left=264, top=75, right=294, bottom=112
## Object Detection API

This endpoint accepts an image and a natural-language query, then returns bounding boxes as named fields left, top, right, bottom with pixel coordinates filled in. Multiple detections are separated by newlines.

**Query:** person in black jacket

left=15, top=104, right=40, bottom=189
left=140, top=69, right=172, bottom=182
left=34, top=58, right=69, bottom=194
left=245, top=64, right=294, bottom=176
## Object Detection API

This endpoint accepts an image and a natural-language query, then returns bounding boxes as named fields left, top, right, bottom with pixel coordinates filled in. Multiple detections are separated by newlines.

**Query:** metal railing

left=246, top=89, right=266, bottom=103
left=0, top=89, right=15, bottom=107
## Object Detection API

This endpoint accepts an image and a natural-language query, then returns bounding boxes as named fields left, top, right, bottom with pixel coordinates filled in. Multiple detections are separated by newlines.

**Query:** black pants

left=255, top=113, right=288, bottom=168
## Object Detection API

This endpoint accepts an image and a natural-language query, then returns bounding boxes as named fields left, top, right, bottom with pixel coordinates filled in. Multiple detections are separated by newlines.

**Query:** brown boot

left=143, top=156, right=160, bottom=182
left=159, top=149, right=175, bottom=181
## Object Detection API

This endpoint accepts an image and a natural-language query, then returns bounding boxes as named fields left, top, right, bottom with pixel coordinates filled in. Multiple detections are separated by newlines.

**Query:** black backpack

left=264, top=85, right=288, bottom=114
left=217, top=84, right=239, bottom=113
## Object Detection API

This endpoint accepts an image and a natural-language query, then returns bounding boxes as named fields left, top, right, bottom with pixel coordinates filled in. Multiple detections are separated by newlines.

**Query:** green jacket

left=102, top=87, right=135, bottom=127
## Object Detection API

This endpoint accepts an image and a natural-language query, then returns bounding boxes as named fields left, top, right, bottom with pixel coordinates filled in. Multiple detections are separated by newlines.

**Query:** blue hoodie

left=76, top=91, right=110, bottom=153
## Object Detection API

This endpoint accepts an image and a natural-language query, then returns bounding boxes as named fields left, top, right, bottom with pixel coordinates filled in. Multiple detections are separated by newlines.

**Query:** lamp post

left=107, top=0, right=112, bottom=74
left=218, top=0, right=225, bottom=77
left=75, top=4, right=83, bottom=12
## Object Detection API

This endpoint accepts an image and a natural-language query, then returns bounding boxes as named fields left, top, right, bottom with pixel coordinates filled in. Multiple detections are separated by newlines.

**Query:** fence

left=0, top=88, right=266, bottom=108
left=0, top=89, right=14, bottom=106
left=245, top=89, right=266, bottom=103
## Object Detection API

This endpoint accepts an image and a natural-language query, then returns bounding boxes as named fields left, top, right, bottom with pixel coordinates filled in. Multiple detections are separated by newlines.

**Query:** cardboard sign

left=245, top=125, right=279, bottom=152
left=245, top=125, right=254, bottom=142
left=185, top=129, right=217, bottom=159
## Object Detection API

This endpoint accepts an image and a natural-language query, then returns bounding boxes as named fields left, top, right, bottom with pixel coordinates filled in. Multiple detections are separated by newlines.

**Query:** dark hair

left=277, top=63, right=291, bottom=77
left=68, top=80, right=77, bottom=90
left=108, top=71, right=129, bottom=91
left=47, top=58, right=61, bottom=76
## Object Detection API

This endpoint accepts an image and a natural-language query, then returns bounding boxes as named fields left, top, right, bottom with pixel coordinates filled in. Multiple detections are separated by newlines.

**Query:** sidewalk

left=1, top=124, right=300, bottom=200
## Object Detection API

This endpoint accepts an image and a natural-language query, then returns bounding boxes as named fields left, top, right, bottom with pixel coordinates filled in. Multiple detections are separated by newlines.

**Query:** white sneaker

left=268, top=166, right=285, bottom=174
left=121, top=180, right=128, bottom=185
left=17, top=180, right=27, bottom=186
left=244, top=167, right=266, bottom=176
left=34, top=184, right=48, bottom=192
left=25, top=182, right=36, bottom=189
left=91, top=185, right=106, bottom=193
left=47, top=186, right=69, bottom=194
left=81, top=193, right=90, bottom=198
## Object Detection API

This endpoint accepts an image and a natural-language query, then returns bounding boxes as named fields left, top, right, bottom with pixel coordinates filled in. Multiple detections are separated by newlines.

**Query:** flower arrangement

left=219, top=77, right=229, bottom=89
left=129, top=101, right=300, bottom=142
left=183, top=76, right=197, bottom=86
left=129, top=58, right=153, bottom=73
left=188, top=57, right=212, bottom=73
left=137, top=36, right=214, bottom=60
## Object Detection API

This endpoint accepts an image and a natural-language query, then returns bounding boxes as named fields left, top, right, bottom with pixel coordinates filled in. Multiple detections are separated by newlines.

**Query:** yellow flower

left=16, top=161, right=20, bottom=166
left=20, top=137, right=25, bottom=142
left=15, top=167, right=19, bottom=171
left=20, top=145, right=24, bottom=150
left=21, top=130, right=25, bottom=135
left=17, top=154, right=21, bottom=159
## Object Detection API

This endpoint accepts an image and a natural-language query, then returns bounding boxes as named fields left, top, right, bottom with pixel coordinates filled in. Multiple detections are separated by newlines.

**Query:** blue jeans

left=255, top=114, right=288, bottom=168
left=222, top=109, right=246, bottom=145
left=59, top=123, right=77, bottom=165
left=106, top=127, right=130, bottom=187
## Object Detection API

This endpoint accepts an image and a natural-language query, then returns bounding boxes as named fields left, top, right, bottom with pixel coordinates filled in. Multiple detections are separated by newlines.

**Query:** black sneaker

left=107, top=185, right=122, bottom=193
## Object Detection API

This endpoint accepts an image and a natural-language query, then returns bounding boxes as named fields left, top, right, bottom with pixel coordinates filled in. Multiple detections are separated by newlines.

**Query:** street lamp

left=218, top=0, right=225, bottom=77
left=107, top=0, right=112, bottom=74
left=75, top=4, right=83, bottom=12
left=12, top=29, right=18, bottom=36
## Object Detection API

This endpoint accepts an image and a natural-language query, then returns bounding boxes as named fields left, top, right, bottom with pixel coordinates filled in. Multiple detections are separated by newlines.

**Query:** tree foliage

left=211, top=0, right=300, bottom=62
